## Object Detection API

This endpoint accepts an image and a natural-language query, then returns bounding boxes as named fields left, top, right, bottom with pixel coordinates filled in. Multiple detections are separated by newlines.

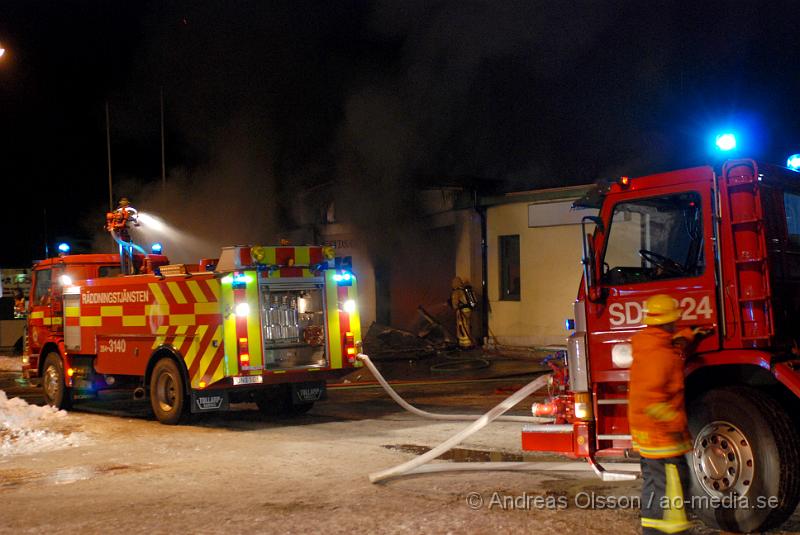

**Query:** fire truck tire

left=149, top=358, right=188, bottom=425
left=687, top=387, right=800, bottom=532
left=42, top=352, right=72, bottom=410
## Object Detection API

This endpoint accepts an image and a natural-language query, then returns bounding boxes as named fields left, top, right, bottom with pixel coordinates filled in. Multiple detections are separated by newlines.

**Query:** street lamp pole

left=105, top=101, right=113, bottom=211
left=160, top=87, right=166, bottom=195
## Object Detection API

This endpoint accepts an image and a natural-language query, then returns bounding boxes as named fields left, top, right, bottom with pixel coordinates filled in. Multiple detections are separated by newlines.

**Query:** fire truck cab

left=523, top=159, right=800, bottom=532
left=23, top=245, right=362, bottom=425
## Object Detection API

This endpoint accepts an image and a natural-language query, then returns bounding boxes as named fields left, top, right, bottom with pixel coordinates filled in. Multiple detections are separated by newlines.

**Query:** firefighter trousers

left=455, top=308, right=473, bottom=349
left=640, top=455, right=693, bottom=534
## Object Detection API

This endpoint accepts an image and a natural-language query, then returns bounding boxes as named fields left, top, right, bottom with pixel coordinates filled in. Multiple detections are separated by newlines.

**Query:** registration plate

left=233, top=375, right=264, bottom=386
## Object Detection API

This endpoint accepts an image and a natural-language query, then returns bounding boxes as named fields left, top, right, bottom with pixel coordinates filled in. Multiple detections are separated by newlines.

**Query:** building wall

left=454, top=209, right=485, bottom=340
left=487, top=202, right=585, bottom=347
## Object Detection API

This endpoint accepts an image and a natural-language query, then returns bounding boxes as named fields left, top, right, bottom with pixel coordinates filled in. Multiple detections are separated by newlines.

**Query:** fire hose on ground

left=357, top=354, right=639, bottom=484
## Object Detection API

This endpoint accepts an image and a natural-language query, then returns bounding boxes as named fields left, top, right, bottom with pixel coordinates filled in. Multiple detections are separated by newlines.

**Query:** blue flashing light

left=715, top=133, right=737, bottom=152
left=565, top=318, right=576, bottom=331
left=787, top=154, right=800, bottom=171
left=333, top=271, right=353, bottom=286
left=232, top=272, right=253, bottom=289
left=151, top=242, right=163, bottom=254
left=57, top=242, right=70, bottom=254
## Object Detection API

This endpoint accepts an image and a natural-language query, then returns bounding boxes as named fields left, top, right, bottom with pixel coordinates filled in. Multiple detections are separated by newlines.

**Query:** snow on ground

left=0, top=390, right=84, bottom=457
left=0, top=356, right=22, bottom=372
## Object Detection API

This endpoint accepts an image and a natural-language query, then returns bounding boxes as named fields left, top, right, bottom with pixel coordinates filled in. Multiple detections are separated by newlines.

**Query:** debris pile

left=362, top=306, right=458, bottom=361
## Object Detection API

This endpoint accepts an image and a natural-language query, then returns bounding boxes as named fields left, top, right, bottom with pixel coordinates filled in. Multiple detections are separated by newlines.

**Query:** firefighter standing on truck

left=629, top=294, right=708, bottom=535
left=105, top=197, right=139, bottom=274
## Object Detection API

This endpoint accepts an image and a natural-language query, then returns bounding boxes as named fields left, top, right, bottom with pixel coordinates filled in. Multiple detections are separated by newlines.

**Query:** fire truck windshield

left=601, top=192, right=703, bottom=285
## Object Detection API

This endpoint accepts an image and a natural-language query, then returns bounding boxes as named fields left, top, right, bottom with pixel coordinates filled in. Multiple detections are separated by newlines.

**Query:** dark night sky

left=2, top=1, right=800, bottom=265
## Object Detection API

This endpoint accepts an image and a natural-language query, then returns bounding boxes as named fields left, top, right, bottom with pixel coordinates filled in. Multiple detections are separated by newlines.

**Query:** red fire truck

left=523, top=159, right=800, bottom=532
left=22, top=244, right=362, bottom=424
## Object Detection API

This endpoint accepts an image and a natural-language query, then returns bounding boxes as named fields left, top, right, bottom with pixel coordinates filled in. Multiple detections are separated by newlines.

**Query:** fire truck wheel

left=149, top=358, right=188, bottom=425
left=687, top=387, right=800, bottom=532
left=42, top=352, right=72, bottom=410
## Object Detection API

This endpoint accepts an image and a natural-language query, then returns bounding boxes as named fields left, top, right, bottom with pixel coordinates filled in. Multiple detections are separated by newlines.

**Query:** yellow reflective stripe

left=184, top=325, right=207, bottom=369
left=194, top=302, right=218, bottom=315
left=205, top=279, right=220, bottom=300
left=295, top=247, right=310, bottom=265
left=30, top=311, right=44, bottom=319
left=295, top=247, right=312, bottom=278
left=169, top=314, right=196, bottom=326
left=209, top=357, right=226, bottom=384
left=325, top=270, right=342, bottom=368
left=221, top=278, right=238, bottom=377
left=146, top=303, right=170, bottom=316
left=123, top=316, right=146, bottom=327
left=193, top=325, right=221, bottom=387
left=244, top=270, right=262, bottom=369
left=645, top=402, right=678, bottom=422
left=43, top=317, right=63, bottom=326
left=173, top=325, right=188, bottom=349
left=148, top=283, right=168, bottom=304
left=100, top=306, right=123, bottom=316
left=65, top=307, right=80, bottom=317
left=347, top=281, right=361, bottom=342
left=166, top=282, right=187, bottom=304
left=80, top=316, right=102, bottom=327
left=638, top=441, right=692, bottom=458
left=186, top=280, right=208, bottom=303
left=261, top=247, right=277, bottom=265
left=151, top=325, right=169, bottom=349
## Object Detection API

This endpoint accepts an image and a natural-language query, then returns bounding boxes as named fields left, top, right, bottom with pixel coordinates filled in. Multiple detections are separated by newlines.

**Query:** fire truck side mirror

left=580, top=215, right=606, bottom=303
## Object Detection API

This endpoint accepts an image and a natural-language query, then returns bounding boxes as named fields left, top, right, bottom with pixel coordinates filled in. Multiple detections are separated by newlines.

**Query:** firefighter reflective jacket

left=628, top=326, right=693, bottom=459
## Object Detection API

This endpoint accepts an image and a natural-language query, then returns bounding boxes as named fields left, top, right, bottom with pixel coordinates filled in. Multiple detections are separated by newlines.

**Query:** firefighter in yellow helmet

left=629, top=294, right=710, bottom=534
left=450, top=276, right=476, bottom=349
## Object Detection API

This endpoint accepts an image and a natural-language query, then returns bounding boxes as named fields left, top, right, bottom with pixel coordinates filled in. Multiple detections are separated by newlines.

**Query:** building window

left=499, top=235, right=520, bottom=301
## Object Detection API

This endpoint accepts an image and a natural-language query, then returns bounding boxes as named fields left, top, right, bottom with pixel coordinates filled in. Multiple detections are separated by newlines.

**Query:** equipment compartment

left=260, top=282, right=327, bottom=368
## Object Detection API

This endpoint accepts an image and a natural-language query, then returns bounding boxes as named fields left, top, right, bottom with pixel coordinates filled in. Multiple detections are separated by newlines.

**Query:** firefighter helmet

left=118, top=197, right=131, bottom=207
left=643, top=294, right=682, bottom=325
